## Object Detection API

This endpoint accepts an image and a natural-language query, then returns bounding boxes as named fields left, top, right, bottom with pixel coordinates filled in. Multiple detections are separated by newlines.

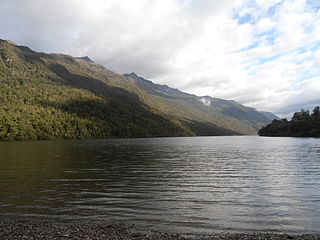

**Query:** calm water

left=0, top=136, right=319, bottom=234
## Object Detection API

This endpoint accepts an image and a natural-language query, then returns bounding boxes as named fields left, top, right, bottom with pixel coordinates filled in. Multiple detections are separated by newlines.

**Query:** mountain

left=259, top=111, right=280, bottom=121
left=123, top=72, right=272, bottom=135
left=0, top=39, right=192, bottom=140
left=78, top=56, right=94, bottom=63
left=259, top=107, right=320, bottom=137
left=0, top=39, right=274, bottom=141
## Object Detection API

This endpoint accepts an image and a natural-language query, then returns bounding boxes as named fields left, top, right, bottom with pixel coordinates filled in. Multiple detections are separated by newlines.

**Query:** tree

left=312, top=106, right=320, bottom=118
left=300, top=109, right=309, bottom=120
left=292, top=112, right=301, bottom=121
left=259, top=106, right=320, bottom=137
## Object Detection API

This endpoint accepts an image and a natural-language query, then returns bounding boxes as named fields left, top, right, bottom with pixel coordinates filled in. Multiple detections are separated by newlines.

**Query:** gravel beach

left=0, top=217, right=319, bottom=240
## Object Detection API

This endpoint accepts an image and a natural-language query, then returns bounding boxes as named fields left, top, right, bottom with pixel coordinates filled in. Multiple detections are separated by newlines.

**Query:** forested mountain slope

left=0, top=39, right=274, bottom=140
left=0, top=40, right=192, bottom=140
left=123, top=73, right=273, bottom=135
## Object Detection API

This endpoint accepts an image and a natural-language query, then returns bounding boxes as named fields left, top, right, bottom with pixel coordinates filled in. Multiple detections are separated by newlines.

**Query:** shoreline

left=1, top=217, right=319, bottom=240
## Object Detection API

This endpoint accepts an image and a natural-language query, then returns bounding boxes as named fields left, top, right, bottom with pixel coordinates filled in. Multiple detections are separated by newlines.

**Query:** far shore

left=0, top=217, right=319, bottom=240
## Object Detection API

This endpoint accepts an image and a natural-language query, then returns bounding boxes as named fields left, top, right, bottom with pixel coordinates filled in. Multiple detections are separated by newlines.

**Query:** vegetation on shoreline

left=258, top=106, right=320, bottom=137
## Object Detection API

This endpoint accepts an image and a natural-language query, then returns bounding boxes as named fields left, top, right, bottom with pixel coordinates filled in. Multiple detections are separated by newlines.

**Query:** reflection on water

left=0, top=136, right=319, bottom=234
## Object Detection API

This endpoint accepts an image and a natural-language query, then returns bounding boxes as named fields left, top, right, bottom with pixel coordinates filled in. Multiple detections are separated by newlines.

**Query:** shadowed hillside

left=0, top=40, right=192, bottom=140
left=124, top=73, right=274, bottom=134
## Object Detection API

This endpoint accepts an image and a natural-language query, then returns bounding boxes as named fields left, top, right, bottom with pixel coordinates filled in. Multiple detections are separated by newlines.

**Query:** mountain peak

left=78, top=56, right=94, bottom=62
left=0, top=39, right=17, bottom=45
left=124, top=72, right=139, bottom=78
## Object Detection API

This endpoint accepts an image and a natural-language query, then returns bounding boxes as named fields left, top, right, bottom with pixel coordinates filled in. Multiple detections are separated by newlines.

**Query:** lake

left=0, top=136, right=319, bottom=234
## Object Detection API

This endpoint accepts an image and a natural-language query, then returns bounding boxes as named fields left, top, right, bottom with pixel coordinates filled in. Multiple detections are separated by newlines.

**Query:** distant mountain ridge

left=0, top=39, right=277, bottom=140
left=123, top=72, right=276, bottom=135
left=259, top=111, right=281, bottom=121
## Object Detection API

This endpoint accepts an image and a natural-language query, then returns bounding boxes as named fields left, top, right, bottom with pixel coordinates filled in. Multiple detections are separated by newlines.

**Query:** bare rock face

left=78, top=56, right=94, bottom=62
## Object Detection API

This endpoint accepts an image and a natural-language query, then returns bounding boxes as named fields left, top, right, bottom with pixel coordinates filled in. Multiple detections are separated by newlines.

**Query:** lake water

left=0, top=136, right=319, bottom=234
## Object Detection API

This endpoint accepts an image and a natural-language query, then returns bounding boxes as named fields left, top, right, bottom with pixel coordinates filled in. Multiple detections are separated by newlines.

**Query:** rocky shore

left=1, top=218, right=320, bottom=240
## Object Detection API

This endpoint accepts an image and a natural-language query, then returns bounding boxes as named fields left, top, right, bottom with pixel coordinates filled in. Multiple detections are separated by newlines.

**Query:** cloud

left=0, top=0, right=319, bottom=116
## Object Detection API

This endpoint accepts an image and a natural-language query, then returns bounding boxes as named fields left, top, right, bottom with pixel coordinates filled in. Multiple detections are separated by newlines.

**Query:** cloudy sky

left=1, top=0, right=319, bottom=116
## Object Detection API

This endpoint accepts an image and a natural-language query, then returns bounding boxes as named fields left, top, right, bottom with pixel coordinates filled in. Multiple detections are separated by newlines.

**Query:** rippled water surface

left=0, top=136, right=319, bottom=234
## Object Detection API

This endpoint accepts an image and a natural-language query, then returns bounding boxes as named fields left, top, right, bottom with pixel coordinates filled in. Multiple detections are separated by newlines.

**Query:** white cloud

left=314, top=49, right=320, bottom=65
left=255, top=18, right=276, bottom=33
left=0, top=0, right=319, bottom=116
left=255, top=0, right=282, bottom=10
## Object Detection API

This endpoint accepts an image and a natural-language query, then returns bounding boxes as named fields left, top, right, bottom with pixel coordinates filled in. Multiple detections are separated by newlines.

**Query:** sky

left=0, top=0, right=319, bottom=117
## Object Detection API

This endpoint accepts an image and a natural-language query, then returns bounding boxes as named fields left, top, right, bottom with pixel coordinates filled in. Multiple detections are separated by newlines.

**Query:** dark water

left=0, top=136, right=319, bottom=234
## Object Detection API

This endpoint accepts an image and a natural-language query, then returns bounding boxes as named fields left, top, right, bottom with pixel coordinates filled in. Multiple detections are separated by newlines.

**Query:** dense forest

left=258, top=106, right=320, bottom=137
left=0, top=40, right=192, bottom=141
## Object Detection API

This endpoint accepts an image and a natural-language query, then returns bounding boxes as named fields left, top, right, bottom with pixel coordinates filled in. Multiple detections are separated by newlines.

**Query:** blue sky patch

left=238, top=13, right=252, bottom=24
left=297, top=67, right=320, bottom=83
left=235, top=42, right=259, bottom=53
left=307, top=0, right=320, bottom=10
left=257, top=29, right=277, bottom=46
